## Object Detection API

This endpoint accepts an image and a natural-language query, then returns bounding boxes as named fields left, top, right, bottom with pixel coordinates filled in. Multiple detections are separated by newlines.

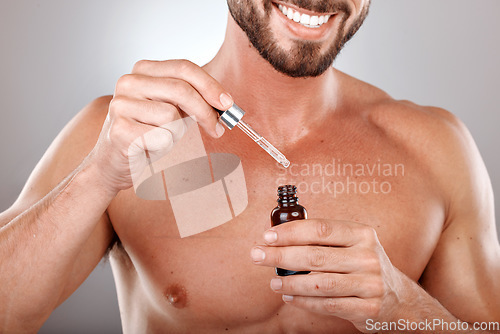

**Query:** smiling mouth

left=273, top=2, right=335, bottom=29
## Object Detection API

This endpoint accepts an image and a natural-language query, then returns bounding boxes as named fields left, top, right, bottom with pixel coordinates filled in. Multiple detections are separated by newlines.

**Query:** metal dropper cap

left=214, top=104, right=245, bottom=130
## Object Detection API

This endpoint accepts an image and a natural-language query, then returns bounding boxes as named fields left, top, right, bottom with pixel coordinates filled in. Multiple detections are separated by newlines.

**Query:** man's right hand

left=88, top=59, right=233, bottom=194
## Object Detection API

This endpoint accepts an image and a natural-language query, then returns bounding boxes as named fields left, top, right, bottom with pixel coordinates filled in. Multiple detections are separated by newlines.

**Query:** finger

left=127, top=126, right=175, bottom=188
left=263, top=219, right=379, bottom=247
left=251, top=245, right=370, bottom=273
left=109, top=96, right=182, bottom=128
left=109, top=115, right=168, bottom=154
left=270, top=273, right=384, bottom=299
left=282, top=295, right=381, bottom=322
left=115, top=75, right=223, bottom=138
left=132, top=59, right=234, bottom=111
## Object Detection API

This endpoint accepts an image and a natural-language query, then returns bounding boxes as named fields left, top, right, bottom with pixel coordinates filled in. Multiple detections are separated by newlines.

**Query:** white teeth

left=310, top=15, right=319, bottom=26
left=277, top=3, right=331, bottom=28
left=300, top=14, right=310, bottom=25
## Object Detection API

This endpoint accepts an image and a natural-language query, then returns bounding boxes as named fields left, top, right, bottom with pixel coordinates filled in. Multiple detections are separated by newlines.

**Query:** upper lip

left=272, top=1, right=337, bottom=17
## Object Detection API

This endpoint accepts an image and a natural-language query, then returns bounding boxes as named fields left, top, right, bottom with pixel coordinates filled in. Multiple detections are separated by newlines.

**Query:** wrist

left=78, top=154, right=121, bottom=200
left=391, top=273, right=458, bottom=327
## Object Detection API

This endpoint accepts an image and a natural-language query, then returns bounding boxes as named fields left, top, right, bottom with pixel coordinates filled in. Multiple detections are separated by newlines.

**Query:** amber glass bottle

left=270, top=185, right=310, bottom=276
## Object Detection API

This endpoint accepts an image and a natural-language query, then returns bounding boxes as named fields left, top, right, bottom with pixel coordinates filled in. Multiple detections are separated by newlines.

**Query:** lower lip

left=271, top=2, right=337, bottom=41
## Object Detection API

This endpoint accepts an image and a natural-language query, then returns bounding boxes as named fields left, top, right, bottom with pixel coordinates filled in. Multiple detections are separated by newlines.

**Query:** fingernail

left=215, top=123, right=225, bottom=137
left=264, top=231, right=277, bottom=244
left=282, top=295, right=293, bottom=302
left=219, top=93, right=233, bottom=109
left=270, top=278, right=282, bottom=291
left=251, top=247, right=266, bottom=262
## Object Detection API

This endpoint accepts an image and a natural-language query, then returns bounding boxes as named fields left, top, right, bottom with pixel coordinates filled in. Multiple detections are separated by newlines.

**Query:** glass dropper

left=214, top=104, right=290, bottom=168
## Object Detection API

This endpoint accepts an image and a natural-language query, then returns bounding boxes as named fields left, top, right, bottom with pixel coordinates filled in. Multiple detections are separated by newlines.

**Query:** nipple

left=164, top=284, right=188, bottom=309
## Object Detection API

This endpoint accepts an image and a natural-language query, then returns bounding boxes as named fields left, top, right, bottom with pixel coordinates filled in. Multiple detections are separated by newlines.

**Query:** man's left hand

left=251, top=219, right=412, bottom=332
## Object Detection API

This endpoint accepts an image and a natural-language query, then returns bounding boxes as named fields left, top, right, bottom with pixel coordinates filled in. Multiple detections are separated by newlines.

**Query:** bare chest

left=107, top=127, right=445, bottom=332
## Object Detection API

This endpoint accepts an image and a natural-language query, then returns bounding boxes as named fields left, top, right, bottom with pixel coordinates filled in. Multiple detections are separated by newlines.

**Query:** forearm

left=383, top=277, right=499, bottom=334
left=0, top=157, right=117, bottom=330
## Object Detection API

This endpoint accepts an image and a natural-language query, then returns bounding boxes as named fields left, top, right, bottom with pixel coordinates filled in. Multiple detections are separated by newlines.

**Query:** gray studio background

left=0, top=0, right=498, bottom=333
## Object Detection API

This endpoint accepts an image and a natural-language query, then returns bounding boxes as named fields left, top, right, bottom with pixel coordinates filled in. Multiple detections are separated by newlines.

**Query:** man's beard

left=227, top=0, right=370, bottom=78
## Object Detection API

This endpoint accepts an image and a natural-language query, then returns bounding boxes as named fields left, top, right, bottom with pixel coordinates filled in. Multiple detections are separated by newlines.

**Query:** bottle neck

left=277, top=185, right=299, bottom=208
left=277, top=200, right=298, bottom=208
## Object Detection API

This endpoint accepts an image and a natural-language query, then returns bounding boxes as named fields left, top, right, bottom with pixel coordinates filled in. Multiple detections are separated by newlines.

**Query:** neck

left=204, top=14, right=339, bottom=144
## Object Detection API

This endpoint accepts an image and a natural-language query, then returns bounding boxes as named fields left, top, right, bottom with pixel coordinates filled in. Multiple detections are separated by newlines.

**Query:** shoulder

left=369, top=96, right=479, bottom=184
left=338, top=70, right=475, bottom=169
left=371, top=97, right=470, bottom=157
left=13, top=95, right=113, bottom=208
left=336, top=69, right=466, bottom=141
left=70, top=95, right=112, bottom=137
left=338, top=70, right=490, bottom=213
left=40, top=95, right=112, bottom=179
left=50, top=95, right=112, bottom=159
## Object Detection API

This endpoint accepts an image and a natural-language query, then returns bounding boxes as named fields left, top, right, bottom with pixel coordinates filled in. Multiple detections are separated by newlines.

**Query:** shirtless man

left=1, top=0, right=499, bottom=333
